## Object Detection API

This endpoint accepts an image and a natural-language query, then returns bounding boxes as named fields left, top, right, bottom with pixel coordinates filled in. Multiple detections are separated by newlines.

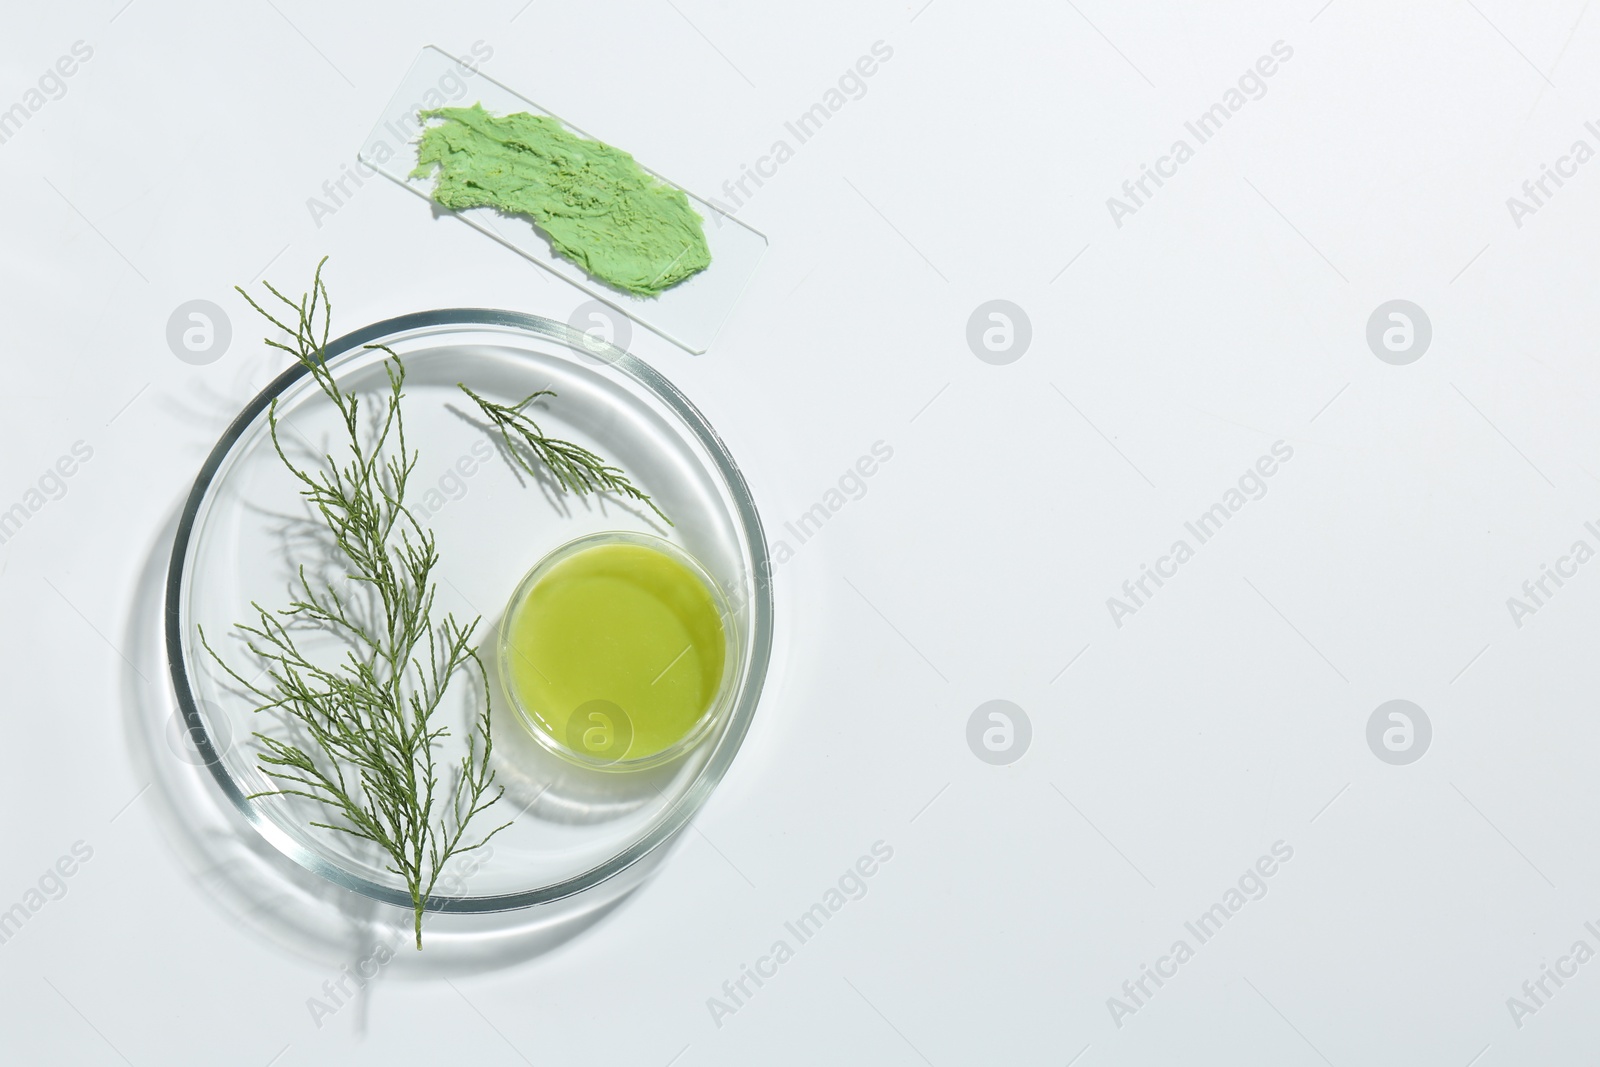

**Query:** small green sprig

left=458, top=384, right=671, bottom=525
left=202, top=258, right=508, bottom=948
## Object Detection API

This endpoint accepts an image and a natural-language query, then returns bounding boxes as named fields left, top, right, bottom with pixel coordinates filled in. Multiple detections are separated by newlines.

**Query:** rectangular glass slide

left=360, top=45, right=767, bottom=355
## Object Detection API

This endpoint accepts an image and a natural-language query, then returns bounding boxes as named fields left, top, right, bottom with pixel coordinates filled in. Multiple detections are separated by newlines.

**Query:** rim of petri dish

left=497, top=531, right=741, bottom=774
left=164, top=309, right=773, bottom=914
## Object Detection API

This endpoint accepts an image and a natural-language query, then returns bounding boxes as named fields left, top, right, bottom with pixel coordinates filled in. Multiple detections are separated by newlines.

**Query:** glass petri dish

left=498, top=531, right=740, bottom=773
left=164, top=310, right=772, bottom=914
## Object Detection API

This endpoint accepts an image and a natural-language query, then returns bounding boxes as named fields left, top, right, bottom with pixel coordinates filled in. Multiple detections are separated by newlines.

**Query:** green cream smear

left=412, top=104, right=712, bottom=297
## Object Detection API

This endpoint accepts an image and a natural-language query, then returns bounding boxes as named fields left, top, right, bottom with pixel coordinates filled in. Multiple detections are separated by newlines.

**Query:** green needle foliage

left=459, top=384, right=671, bottom=525
left=201, top=259, right=508, bottom=948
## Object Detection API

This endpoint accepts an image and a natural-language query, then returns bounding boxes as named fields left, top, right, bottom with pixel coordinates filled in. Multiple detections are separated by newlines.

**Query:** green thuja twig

left=458, top=383, right=671, bottom=525
left=201, top=258, right=508, bottom=948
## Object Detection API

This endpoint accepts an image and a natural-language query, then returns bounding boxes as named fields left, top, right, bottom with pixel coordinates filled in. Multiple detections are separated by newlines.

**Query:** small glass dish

left=497, top=531, right=740, bottom=773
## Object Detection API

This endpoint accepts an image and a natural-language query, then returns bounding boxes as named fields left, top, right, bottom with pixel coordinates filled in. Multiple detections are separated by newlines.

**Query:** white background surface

left=4, top=1, right=1600, bottom=1064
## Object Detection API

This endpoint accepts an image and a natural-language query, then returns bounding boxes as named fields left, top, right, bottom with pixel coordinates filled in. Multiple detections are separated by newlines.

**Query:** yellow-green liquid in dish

left=505, top=541, right=727, bottom=764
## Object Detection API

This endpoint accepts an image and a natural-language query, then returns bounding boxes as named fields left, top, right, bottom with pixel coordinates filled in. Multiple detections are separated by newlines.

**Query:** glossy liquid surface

left=505, top=542, right=727, bottom=763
